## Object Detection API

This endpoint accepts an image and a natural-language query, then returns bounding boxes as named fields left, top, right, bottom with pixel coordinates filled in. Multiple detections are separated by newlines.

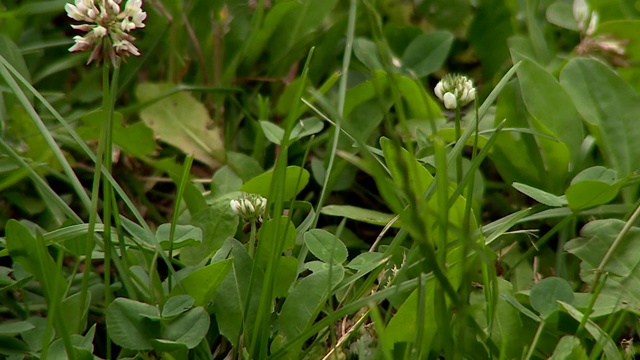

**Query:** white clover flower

left=65, top=0, right=146, bottom=66
left=230, top=194, right=268, bottom=221
left=434, top=74, right=476, bottom=110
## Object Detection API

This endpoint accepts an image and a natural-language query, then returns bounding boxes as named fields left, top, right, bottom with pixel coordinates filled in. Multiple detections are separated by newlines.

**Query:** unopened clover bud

left=434, top=74, right=476, bottom=110
left=230, top=194, right=267, bottom=221
left=443, top=92, right=457, bottom=110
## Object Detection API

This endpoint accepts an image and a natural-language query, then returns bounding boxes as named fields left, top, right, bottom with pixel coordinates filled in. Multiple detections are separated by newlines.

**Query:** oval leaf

left=304, top=229, right=348, bottom=264
left=241, top=166, right=309, bottom=201
left=529, top=277, right=574, bottom=318
left=401, top=30, right=454, bottom=77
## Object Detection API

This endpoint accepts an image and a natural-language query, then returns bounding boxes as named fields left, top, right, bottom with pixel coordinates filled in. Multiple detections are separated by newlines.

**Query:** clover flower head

left=65, top=0, right=146, bottom=67
left=230, top=194, right=267, bottom=221
left=434, top=74, right=476, bottom=110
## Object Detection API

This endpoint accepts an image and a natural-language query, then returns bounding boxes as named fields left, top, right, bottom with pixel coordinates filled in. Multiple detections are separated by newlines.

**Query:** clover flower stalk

left=230, top=194, right=268, bottom=257
left=65, top=0, right=146, bottom=67
left=65, top=0, right=146, bottom=335
left=434, top=74, right=476, bottom=183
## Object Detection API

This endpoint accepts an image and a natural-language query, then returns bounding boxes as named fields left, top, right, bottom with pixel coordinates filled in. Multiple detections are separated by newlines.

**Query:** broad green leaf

left=256, top=216, right=296, bottom=269
left=290, top=117, right=323, bottom=141
left=310, top=157, right=356, bottom=191
left=529, top=277, right=574, bottom=318
left=136, top=82, right=225, bottom=168
left=549, top=336, right=588, bottom=360
left=226, top=151, right=264, bottom=182
left=516, top=58, right=584, bottom=166
left=546, top=2, right=579, bottom=31
left=211, top=165, right=243, bottom=197
left=512, top=182, right=567, bottom=207
left=473, top=279, right=537, bottom=359
left=491, top=80, right=550, bottom=191
left=559, top=301, right=623, bottom=360
left=500, top=292, right=541, bottom=322
left=0, top=336, right=30, bottom=355
left=304, top=229, right=348, bottom=264
left=120, top=215, right=156, bottom=247
left=160, top=306, right=210, bottom=349
left=22, top=317, right=52, bottom=353
left=156, top=224, right=202, bottom=250
left=77, top=110, right=156, bottom=157
left=560, top=58, right=640, bottom=182
left=241, top=165, right=309, bottom=201
left=161, top=295, right=194, bottom=319
left=467, top=0, right=514, bottom=78
left=5, top=220, right=67, bottom=303
left=180, top=198, right=238, bottom=265
left=346, top=252, right=385, bottom=271
left=354, top=38, right=384, bottom=71
left=48, top=331, right=95, bottom=360
left=106, top=298, right=160, bottom=351
left=565, top=219, right=640, bottom=305
left=260, top=120, right=285, bottom=145
left=572, top=292, right=625, bottom=318
left=383, top=281, right=437, bottom=352
left=304, top=260, right=329, bottom=273
left=60, top=291, right=91, bottom=334
left=395, top=75, right=441, bottom=119
left=384, top=24, right=422, bottom=56
left=401, top=30, right=453, bottom=77
left=571, top=166, right=617, bottom=185
left=0, top=321, right=34, bottom=336
left=211, top=239, right=263, bottom=346
left=169, top=259, right=232, bottom=307
left=320, top=205, right=400, bottom=227
left=343, top=70, right=388, bottom=118
left=278, top=266, right=344, bottom=342
left=565, top=181, right=619, bottom=211
left=273, top=256, right=298, bottom=298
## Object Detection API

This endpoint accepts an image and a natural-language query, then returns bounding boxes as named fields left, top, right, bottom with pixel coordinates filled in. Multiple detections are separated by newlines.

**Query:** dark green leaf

left=169, top=259, right=232, bottom=307
left=529, top=277, right=574, bottom=318
left=401, top=31, right=453, bottom=77
left=241, top=166, right=309, bottom=201
left=304, top=229, right=348, bottom=264
left=162, top=295, right=194, bottom=319
left=106, top=298, right=160, bottom=351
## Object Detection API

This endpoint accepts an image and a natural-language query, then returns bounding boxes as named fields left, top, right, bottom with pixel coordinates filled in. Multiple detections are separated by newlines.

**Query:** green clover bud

left=230, top=194, right=267, bottom=221
left=434, top=74, right=476, bottom=110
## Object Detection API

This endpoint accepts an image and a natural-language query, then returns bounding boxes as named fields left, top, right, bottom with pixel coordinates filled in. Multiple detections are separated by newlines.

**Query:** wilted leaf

left=136, top=82, right=225, bottom=168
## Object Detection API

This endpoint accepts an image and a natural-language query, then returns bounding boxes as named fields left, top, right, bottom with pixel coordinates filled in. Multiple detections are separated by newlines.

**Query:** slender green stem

left=80, top=64, right=111, bottom=324
left=248, top=219, right=257, bottom=258
left=102, top=60, right=120, bottom=359
left=168, top=155, right=194, bottom=290
left=454, top=107, right=462, bottom=184
left=524, top=320, right=545, bottom=360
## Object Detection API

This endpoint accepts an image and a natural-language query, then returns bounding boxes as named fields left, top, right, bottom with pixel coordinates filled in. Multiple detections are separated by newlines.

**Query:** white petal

left=443, top=92, right=457, bottom=110
left=434, top=82, right=444, bottom=100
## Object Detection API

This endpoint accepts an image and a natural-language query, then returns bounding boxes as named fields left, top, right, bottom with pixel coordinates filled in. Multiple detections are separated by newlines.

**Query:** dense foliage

left=1, top=0, right=640, bottom=358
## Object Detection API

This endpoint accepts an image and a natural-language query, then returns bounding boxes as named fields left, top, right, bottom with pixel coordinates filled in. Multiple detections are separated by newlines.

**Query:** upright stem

left=102, top=61, right=120, bottom=359
left=248, top=219, right=257, bottom=257
left=454, top=107, right=463, bottom=184
left=80, top=64, right=110, bottom=318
